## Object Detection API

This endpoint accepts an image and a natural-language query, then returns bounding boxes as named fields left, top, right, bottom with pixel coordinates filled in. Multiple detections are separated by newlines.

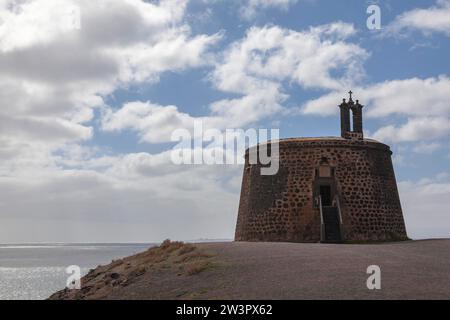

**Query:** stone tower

left=235, top=92, right=408, bottom=243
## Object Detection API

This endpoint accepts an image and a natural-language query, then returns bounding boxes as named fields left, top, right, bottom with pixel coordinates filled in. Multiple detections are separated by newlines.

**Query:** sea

left=0, top=243, right=154, bottom=300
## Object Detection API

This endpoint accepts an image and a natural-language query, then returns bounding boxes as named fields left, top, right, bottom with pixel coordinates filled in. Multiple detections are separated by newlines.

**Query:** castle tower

left=235, top=92, right=408, bottom=243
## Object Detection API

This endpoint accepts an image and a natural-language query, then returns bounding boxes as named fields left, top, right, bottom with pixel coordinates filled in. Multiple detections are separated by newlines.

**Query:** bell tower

left=339, top=91, right=364, bottom=140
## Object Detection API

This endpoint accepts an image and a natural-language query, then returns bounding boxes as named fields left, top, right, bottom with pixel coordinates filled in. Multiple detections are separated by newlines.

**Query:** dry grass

left=177, top=244, right=196, bottom=255
left=49, top=239, right=216, bottom=300
left=185, top=261, right=211, bottom=276
left=160, top=239, right=185, bottom=252
left=176, top=251, right=214, bottom=263
left=142, top=239, right=188, bottom=263
left=149, top=240, right=215, bottom=276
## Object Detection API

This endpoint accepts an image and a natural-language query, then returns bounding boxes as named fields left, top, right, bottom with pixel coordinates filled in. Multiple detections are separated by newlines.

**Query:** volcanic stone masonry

left=235, top=92, right=408, bottom=243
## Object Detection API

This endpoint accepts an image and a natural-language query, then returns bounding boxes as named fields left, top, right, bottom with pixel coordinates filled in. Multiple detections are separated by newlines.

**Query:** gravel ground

left=50, top=239, right=450, bottom=300
left=194, top=240, right=450, bottom=300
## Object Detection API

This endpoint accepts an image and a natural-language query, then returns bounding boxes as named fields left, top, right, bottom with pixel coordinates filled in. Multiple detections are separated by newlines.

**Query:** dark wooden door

left=320, top=185, right=332, bottom=206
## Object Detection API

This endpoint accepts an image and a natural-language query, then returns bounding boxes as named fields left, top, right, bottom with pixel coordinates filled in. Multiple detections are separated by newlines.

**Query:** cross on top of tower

left=348, top=90, right=353, bottom=102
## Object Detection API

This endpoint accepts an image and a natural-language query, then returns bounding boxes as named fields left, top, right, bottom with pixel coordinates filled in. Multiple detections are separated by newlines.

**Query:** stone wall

left=235, top=137, right=408, bottom=242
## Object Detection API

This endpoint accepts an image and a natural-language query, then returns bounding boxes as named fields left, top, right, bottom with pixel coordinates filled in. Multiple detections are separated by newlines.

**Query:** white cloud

left=0, top=155, right=242, bottom=242
left=0, top=0, right=81, bottom=52
left=101, top=101, right=200, bottom=143
left=399, top=177, right=450, bottom=239
left=212, top=23, right=365, bottom=92
left=302, top=76, right=450, bottom=117
left=102, top=22, right=368, bottom=142
left=364, top=76, right=450, bottom=118
left=0, top=0, right=223, bottom=187
left=208, top=88, right=286, bottom=127
left=0, top=0, right=220, bottom=151
left=385, top=0, right=450, bottom=37
left=240, top=0, right=298, bottom=20
left=0, top=0, right=220, bottom=148
left=372, top=117, right=450, bottom=143
left=412, top=142, right=442, bottom=154
left=0, top=0, right=230, bottom=242
left=205, top=23, right=367, bottom=128
left=302, top=76, right=450, bottom=143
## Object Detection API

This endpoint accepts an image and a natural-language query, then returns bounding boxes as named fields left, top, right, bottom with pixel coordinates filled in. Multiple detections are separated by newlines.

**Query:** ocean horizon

left=0, top=240, right=232, bottom=300
left=0, top=243, right=155, bottom=300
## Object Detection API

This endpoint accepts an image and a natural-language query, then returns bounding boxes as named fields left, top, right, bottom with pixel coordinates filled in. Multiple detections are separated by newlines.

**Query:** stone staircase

left=322, top=207, right=342, bottom=243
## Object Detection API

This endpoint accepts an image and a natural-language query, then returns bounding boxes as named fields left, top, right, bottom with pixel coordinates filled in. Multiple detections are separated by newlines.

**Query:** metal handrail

left=319, top=196, right=323, bottom=224
left=334, top=194, right=344, bottom=242
left=334, top=195, right=343, bottom=225
left=319, top=196, right=325, bottom=242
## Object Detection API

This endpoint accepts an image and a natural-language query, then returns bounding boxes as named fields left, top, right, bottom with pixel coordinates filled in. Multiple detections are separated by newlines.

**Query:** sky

left=0, top=0, right=450, bottom=243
